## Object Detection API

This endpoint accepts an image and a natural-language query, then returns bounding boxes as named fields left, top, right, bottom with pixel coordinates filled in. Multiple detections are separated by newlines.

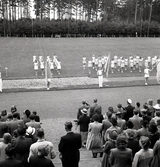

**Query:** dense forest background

left=0, top=0, right=160, bottom=37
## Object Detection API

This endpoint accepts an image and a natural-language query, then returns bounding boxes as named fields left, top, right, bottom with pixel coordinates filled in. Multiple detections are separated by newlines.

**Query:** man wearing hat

left=78, top=109, right=90, bottom=147
left=77, top=101, right=90, bottom=119
left=58, top=121, right=81, bottom=167
left=124, top=99, right=135, bottom=122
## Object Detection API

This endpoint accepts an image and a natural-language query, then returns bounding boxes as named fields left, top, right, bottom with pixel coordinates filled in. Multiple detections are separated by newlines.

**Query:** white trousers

left=0, top=78, right=2, bottom=92
left=98, top=75, right=103, bottom=87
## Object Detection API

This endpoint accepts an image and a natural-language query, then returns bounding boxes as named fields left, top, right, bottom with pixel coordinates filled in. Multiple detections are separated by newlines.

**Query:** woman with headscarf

left=132, top=136, right=153, bottom=167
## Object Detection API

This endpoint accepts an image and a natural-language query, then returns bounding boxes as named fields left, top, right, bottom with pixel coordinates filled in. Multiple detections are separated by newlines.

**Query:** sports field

left=0, top=37, right=160, bottom=79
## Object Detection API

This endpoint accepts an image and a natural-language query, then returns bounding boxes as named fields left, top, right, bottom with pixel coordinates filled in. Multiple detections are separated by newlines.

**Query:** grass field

left=0, top=37, right=160, bottom=79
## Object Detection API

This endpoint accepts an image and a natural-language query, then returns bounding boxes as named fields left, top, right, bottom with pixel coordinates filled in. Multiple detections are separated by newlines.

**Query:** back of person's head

left=38, top=144, right=49, bottom=156
left=111, top=117, right=117, bottom=126
left=156, top=111, right=160, bottom=117
left=1, top=110, right=7, bottom=116
left=5, top=144, right=15, bottom=157
left=116, top=134, right=128, bottom=150
left=92, top=114, right=99, bottom=122
left=143, top=103, right=148, bottom=109
left=140, top=136, right=151, bottom=150
left=13, top=112, right=18, bottom=119
left=37, top=128, right=45, bottom=138
left=108, top=106, right=114, bottom=113
left=17, top=127, right=26, bottom=136
left=13, top=129, right=19, bottom=138
left=3, top=133, right=12, bottom=144
left=93, top=98, right=97, bottom=103
left=7, top=114, right=13, bottom=120
left=11, top=105, right=17, bottom=113
left=141, top=120, right=149, bottom=128
left=82, top=101, right=86, bottom=105
left=107, top=111, right=112, bottom=119
left=117, top=104, right=122, bottom=109
left=29, top=114, right=35, bottom=120
left=147, top=99, right=153, bottom=106
left=157, top=99, right=160, bottom=104
left=149, top=122, right=158, bottom=134
left=136, top=102, right=140, bottom=108
left=64, top=121, right=73, bottom=130
left=126, top=121, right=134, bottom=129
left=33, top=111, right=37, bottom=115
left=133, top=109, right=139, bottom=115
left=25, top=110, right=31, bottom=118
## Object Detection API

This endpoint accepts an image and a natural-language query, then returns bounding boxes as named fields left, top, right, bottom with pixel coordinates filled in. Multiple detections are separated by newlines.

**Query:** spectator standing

left=77, top=108, right=90, bottom=147
left=109, top=135, right=132, bottom=167
left=129, top=109, right=143, bottom=130
left=29, top=144, right=55, bottom=167
left=11, top=105, right=20, bottom=119
left=32, top=111, right=40, bottom=122
left=77, top=101, right=90, bottom=120
left=28, top=128, right=56, bottom=162
left=0, top=133, right=12, bottom=162
left=1, top=110, right=8, bottom=122
left=86, top=114, right=103, bottom=152
left=58, top=121, right=81, bottom=167
left=12, top=127, right=32, bottom=167
left=89, top=99, right=102, bottom=120
left=6, top=113, right=24, bottom=136
left=101, top=130, right=118, bottom=167
left=132, top=136, right=153, bottom=167
left=0, top=116, right=7, bottom=138
left=0, top=144, right=23, bottom=167
left=148, top=122, right=160, bottom=149
left=124, top=99, right=135, bottom=122
left=151, top=137, right=160, bottom=167
left=147, top=99, right=155, bottom=118
left=25, top=114, right=41, bottom=130
left=22, top=110, right=31, bottom=124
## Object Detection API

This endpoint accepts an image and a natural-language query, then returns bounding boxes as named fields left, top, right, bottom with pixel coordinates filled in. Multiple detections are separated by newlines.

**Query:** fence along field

left=0, top=37, right=160, bottom=79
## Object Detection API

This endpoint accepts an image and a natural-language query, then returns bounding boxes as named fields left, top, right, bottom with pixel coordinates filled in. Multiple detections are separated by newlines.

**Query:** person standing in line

left=0, top=144, right=23, bottom=167
left=132, top=136, right=153, bottom=167
left=77, top=108, right=90, bottom=147
left=29, top=144, right=55, bottom=167
left=97, top=68, right=103, bottom=88
left=58, top=121, right=81, bottom=167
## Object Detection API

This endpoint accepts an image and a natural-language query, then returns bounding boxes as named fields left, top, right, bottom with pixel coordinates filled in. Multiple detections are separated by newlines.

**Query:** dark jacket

left=0, top=157, right=23, bottom=167
left=58, top=132, right=81, bottom=167
left=29, top=155, right=54, bottom=167
left=78, top=115, right=90, bottom=132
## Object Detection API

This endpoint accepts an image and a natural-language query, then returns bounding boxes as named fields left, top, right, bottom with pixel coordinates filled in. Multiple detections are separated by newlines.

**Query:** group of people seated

left=76, top=98, right=160, bottom=167
left=0, top=105, right=56, bottom=167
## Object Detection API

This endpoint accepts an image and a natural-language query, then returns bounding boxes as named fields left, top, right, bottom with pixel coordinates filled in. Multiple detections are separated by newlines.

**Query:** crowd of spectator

left=76, top=98, right=160, bottom=167
left=1, top=97, right=160, bottom=167
left=0, top=105, right=56, bottom=167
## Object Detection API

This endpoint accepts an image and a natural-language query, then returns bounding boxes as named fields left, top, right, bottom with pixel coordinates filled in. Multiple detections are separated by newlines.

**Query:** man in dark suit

left=0, top=144, right=23, bottom=167
left=58, top=121, right=82, bottom=167
left=12, top=127, right=32, bottom=167
left=124, top=99, right=135, bottom=122
left=6, top=113, right=24, bottom=136
left=89, top=98, right=102, bottom=120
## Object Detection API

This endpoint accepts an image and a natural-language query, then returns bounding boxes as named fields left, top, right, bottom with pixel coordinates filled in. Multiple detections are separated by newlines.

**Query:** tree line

left=0, top=0, right=160, bottom=37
